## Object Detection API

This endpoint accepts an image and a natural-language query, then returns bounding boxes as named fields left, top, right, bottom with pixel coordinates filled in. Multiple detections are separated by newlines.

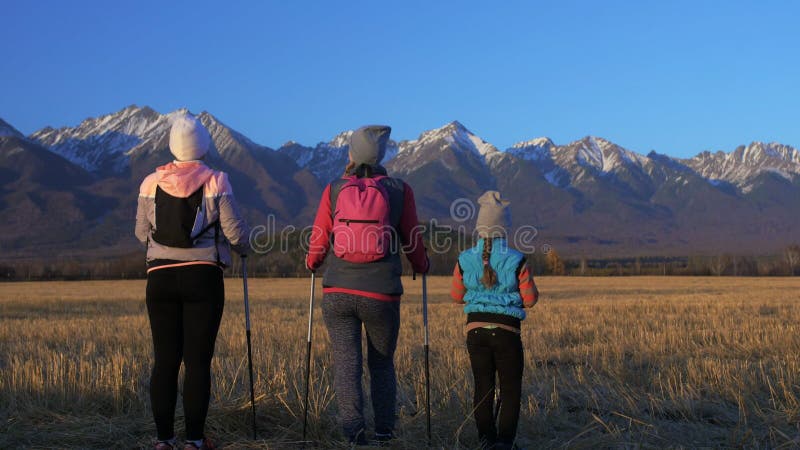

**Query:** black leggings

left=466, top=327, right=524, bottom=447
left=146, top=264, right=225, bottom=441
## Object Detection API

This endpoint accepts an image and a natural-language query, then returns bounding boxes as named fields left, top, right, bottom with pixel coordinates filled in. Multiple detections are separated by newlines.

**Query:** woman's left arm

left=397, top=183, right=430, bottom=274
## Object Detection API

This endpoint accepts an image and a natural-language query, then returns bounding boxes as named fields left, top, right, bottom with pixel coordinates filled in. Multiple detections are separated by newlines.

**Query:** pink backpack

left=332, top=175, right=392, bottom=263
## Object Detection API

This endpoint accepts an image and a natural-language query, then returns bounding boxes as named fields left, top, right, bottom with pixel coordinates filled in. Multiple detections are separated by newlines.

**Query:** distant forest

left=2, top=226, right=799, bottom=281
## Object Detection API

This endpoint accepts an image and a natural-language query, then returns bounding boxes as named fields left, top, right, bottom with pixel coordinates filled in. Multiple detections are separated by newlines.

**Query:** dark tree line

left=2, top=229, right=799, bottom=281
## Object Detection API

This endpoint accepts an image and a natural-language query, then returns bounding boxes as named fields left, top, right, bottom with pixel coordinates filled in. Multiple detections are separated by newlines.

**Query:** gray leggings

left=322, top=292, right=400, bottom=439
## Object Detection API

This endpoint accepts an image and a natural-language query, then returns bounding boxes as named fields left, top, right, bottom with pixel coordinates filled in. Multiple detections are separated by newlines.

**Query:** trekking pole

left=494, top=395, right=502, bottom=425
left=422, top=273, right=431, bottom=445
left=241, top=255, right=257, bottom=439
left=302, top=272, right=316, bottom=443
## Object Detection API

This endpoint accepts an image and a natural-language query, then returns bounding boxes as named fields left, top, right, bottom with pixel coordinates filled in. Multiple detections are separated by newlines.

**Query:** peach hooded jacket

left=135, top=161, right=249, bottom=269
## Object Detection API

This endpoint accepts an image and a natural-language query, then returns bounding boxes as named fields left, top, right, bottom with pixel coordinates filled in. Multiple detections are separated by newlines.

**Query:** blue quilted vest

left=458, top=238, right=526, bottom=320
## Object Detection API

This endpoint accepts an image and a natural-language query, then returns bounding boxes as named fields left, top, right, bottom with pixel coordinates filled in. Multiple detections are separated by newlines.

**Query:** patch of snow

left=508, top=137, right=554, bottom=161
left=467, top=133, right=497, bottom=157
left=684, top=141, right=800, bottom=188
left=282, top=130, right=401, bottom=181
left=294, top=148, right=315, bottom=167
left=328, top=131, right=353, bottom=149
left=544, top=169, right=564, bottom=187
left=31, top=105, right=172, bottom=171
left=402, top=121, right=492, bottom=157
left=765, top=167, right=793, bottom=181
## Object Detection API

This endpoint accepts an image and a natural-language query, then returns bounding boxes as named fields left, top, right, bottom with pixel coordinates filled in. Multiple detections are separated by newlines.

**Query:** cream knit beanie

left=169, top=113, right=211, bottom=161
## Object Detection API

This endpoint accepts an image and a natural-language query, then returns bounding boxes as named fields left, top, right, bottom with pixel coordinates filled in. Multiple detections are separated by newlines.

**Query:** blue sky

left=1, top=0, right=798, bottom=157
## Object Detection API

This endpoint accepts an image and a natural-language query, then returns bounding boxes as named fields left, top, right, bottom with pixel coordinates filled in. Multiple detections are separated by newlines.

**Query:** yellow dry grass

left=2, top=276, right=800, bottom=449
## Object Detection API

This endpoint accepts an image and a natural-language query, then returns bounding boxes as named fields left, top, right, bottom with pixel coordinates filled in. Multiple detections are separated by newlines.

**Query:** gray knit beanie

left=475, top=191, right=511, bottom=238
left=349, top=125, right=391, bottom=166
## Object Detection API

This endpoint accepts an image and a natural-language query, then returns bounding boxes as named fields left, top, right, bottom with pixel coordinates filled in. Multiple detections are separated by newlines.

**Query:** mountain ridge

left=3, top=105, right=799, bottom=259
left=24, top=105, right=800, bottom=190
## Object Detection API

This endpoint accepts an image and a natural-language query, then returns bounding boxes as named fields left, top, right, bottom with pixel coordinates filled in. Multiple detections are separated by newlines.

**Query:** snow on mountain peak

left=740, top=141, right=800, bottom=164
left=508, top=137, right=555, bottom=161
left=571, top=136, right=649, bottom=173
left=24, top=104, right=800, bottom=192
left=28, top=106, right=264, bottom=173
left=406, top=121, right=498, bottom=158
left=328, top=130, right=353, bottom=148
left=30, top=105, right=175, bottom=171
left=512, top=137, right=555, bottom=149
left=280, top=126, right=404, bottom=181
left=684, top=141, right=800, bottom=186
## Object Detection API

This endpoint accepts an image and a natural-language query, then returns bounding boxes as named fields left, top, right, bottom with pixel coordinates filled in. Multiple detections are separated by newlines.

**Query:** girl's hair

left=480, top=238, right=498, bottom=288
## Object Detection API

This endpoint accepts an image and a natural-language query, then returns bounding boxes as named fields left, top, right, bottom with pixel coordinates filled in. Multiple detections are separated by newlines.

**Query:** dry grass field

left=2, top=276, right=800, bottom=449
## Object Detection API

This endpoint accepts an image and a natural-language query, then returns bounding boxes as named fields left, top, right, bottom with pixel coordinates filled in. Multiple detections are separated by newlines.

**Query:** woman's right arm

left=451, top=262, right=466, bottom=304
left=306, top=184, right=333, bottom=271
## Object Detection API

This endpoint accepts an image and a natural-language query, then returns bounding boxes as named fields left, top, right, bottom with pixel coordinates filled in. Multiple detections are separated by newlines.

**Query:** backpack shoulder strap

left=329, top=177, right=354, bottom=216
left=378, top=176, right=404, bottom=228
left=190, top=219, right=220, bottom=241
left=189, top=184, right=219, bottom=243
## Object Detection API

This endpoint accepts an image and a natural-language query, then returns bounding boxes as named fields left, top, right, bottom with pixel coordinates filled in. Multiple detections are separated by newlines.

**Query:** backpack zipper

left=338, top=219, right=380, bottom=226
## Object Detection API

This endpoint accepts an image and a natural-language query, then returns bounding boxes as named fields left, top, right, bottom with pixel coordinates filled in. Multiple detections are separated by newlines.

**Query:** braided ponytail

left=480, top=238, right=498, bottom=288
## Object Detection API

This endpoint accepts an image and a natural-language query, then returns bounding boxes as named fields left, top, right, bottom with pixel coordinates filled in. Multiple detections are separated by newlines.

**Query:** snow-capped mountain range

left=31, top=105, right=178, bottom=173
left=279, top=131, right=399, bottom=183
left=21, top=105, right=800, bottom=190
left=683, top=143, right=800, bottom=192
left=2, top=104, right=800, bottom=258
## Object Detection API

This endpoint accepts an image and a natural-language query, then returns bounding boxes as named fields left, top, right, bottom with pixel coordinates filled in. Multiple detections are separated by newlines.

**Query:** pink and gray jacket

left=135, top=161, right=249, bottom=271
left=306, top=165, right=429, bottom=300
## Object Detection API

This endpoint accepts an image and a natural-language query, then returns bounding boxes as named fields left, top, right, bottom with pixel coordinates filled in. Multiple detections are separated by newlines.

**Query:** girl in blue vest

left=451, top=191, right=539, bottom=450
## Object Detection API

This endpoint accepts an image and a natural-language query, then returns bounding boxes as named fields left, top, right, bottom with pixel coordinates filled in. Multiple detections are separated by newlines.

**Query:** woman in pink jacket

left=135, top=114, right=249, bottom=450
left=306, top=125, right=429, bottom=445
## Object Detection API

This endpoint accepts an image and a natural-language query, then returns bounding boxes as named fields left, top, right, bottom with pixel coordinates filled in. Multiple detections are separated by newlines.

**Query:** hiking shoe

left=372, top=431, right=395, bottom=446
left=347, top=428, right=368, bottom=446
left=184, top=437, right=216, bottom=450
left=154, top=441, right=176, bottom=450
left=492, top=441, right=522, bottom=450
